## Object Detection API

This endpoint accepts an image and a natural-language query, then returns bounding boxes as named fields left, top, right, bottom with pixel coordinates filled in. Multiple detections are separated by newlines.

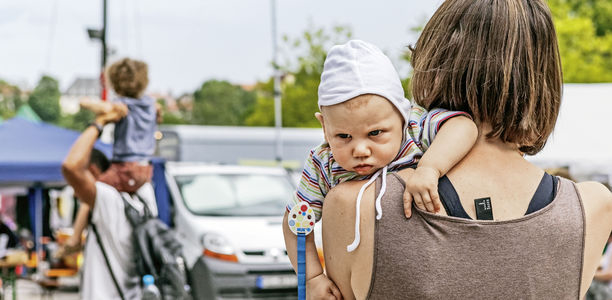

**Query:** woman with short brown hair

left=322, top=0, right=612, bottom=298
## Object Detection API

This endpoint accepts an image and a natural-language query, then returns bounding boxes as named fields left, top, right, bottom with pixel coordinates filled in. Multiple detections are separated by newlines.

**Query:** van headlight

left=202, top=233, right=238, bottom=263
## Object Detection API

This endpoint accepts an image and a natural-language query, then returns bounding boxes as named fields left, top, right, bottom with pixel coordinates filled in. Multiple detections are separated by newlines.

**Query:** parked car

left=165, top=162, right=298, bottom=299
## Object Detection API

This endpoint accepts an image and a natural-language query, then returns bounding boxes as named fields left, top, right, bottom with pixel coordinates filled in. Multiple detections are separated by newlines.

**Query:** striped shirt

left=287, top=103, right=468, bottom=222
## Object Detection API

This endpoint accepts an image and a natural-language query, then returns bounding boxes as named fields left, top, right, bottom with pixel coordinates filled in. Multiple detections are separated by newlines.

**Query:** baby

left=283, top=40, right=477, bottom=298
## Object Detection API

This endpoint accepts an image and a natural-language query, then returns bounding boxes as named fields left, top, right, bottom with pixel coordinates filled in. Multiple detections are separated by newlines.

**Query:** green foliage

left=549, top=0, right=612, bottom=82
left=157, top=98, right=188, bottom=125
left=57, top=109, right=95, bottom=131
left=247, top=24, right=353, bottom=128
left=28, top=75, right=61, bottom=123
left=0, top=80, right=23, bottom=119
left=245, top=79, right=275, bottom=126
left=162, top=113, right=188, bottom=125
left=192, top=80, right=256, bottom=126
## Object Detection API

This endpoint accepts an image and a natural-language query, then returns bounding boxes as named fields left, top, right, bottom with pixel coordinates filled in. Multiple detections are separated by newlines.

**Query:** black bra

left=438, top=173, right=558, bottom=219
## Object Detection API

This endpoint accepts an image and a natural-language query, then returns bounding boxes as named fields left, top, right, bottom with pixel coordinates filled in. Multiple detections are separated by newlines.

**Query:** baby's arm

left=404, top=114, right=477, bottom=216
left=79, top=99, right=128, bottom=120
left=281, top=148, right=341, bottom=299
left=283, top=212, right=341, bottom=299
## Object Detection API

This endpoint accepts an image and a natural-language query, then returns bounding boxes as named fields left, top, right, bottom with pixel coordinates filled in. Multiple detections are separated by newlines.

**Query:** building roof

left=64, top=77, right=100, bottom=97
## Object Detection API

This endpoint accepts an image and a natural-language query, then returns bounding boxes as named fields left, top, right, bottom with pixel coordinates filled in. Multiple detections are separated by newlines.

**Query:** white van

left=165, top=162, right=299, bottom=299
left=156, top=125, right=323, bottom=170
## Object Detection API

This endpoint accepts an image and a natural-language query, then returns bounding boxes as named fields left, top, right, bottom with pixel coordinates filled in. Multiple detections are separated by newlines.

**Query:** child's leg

left=99, top=162, right=152, bottom=193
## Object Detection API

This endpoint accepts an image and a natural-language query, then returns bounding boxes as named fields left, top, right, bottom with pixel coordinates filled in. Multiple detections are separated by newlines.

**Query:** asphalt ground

left=6, top=279, right=79, bottom=300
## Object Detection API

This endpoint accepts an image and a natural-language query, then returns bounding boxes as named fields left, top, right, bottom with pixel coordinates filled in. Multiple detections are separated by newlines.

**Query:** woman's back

left=322, top=136, right=612, bottom=299
left=367, top=172, right=583, bottom=299
left=445, top=134, right=612, bottom=294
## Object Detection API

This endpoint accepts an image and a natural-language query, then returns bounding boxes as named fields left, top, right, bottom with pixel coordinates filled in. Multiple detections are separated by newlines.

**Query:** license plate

left=255, top=274, right=298, bottom=289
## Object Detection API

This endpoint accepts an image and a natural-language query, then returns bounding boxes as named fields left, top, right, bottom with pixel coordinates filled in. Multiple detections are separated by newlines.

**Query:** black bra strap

left=438, top=173, right=557, bottom=219
left=525, top=174, right=558, bottom=215
left=438, top=176, right=471, bottom=219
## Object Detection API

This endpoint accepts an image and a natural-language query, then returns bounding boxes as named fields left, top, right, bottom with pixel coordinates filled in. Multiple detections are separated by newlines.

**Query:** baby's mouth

left=354, top=164, right=373, bottom=174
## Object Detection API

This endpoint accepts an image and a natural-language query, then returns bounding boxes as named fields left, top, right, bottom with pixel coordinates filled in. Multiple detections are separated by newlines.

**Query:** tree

left=157, top=98, right=188, bottom=125
left=0, top=80, right=23, bottom=119
left=191, top=80, right=256, bottom=126
left=28, top=75, right=61, bottom=123
left=244, top=79, right=275, bottom=126
left=549, top=0, right=612, bottom=82
left=57, top=109, right=95, bottom=131
left=246, top=25, right=353, bottom=127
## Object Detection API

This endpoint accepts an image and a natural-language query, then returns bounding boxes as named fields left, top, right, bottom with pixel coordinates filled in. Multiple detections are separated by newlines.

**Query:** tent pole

left=34, top=183, right=43, bottom=277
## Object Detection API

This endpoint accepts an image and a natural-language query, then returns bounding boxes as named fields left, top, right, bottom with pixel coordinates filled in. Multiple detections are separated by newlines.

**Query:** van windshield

left=174, top=173, right=294, bottom=216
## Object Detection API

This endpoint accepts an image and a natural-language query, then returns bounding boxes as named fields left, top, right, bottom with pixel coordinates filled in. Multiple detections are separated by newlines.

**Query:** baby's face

left=318, top=94, right=403, bottom=176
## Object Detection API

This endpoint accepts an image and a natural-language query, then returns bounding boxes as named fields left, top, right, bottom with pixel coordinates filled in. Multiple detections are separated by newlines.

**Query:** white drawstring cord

left=375, top=166, right=387, bottom=220
left=346, top=166, right=388, bottom=252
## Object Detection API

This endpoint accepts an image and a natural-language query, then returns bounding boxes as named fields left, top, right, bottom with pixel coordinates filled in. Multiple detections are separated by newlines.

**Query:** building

left=60, top=77, right=101, bottom=114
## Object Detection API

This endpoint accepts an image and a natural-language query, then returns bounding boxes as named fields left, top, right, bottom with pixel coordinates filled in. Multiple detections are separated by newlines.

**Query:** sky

left=0, top=0, right=443, bottom=96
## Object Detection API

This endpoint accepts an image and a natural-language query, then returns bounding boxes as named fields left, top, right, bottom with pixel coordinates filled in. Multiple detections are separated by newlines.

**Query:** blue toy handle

left=297, top=233, right=306, bottom=300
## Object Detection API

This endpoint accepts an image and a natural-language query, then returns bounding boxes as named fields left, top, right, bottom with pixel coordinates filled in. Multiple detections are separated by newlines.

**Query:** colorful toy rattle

left=288, top=202, right=316, bottom=300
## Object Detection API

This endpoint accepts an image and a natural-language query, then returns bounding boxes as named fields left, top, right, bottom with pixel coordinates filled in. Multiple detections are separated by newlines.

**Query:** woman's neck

left=452, top=125, right=528, bottom=174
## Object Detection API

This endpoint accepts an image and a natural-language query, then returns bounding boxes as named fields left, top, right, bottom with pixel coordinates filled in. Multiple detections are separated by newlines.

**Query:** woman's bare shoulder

left=576, top=181, right=612, bottom=202
left=576, top=181, right=612, bottom=216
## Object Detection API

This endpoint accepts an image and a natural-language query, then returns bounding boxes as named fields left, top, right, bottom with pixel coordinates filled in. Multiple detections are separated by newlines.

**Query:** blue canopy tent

left=0, top=117, right=112, bottom=183
left=0, top=117, right=171, bottom=265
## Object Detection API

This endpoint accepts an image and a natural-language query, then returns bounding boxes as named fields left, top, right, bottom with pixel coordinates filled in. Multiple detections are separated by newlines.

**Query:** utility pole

left=271, top=0, right=283, bottom=164
left=87, top=0, right=108, bottom=101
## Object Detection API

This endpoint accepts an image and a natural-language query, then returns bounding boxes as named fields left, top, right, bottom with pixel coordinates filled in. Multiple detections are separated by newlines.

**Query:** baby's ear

left=314, top=112, right=324, bottom=127
left=314, top=112, right=327, bottom=141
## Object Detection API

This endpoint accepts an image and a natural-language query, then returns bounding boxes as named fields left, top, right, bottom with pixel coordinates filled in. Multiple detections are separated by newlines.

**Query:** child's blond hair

left=106, top=58, right=149, bottom=99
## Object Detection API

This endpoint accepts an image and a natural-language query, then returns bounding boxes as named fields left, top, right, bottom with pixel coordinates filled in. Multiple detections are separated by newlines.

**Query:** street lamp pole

left=271, top=0, right=283, bottom=164
left=100, top=0, right=108, bottom=101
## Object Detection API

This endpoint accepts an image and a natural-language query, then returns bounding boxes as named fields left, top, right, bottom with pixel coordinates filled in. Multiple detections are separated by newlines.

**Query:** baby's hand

left=94, top=103, right=128, bottom=125
left=403, top=166, right=441, bottom=217
left=306, top=273, right=343, bottom=300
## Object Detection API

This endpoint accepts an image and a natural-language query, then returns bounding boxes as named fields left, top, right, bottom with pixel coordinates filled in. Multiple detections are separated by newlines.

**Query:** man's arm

left=62, top=112, right=120, bottom=207
left=61, top=125, right=100, bottom=207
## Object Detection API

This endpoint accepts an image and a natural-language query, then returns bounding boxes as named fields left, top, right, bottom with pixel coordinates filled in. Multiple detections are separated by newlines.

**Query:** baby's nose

left=353, top=142, right=371, bottom=158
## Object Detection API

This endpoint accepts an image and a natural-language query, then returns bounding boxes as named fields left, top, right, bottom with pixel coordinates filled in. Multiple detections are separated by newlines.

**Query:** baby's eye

left=337, top=133, right=351, bottom=139
left=369, top=130, right=382, bottom=136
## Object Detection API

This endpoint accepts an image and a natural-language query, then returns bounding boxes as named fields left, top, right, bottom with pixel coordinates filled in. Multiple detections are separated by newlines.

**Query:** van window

left=175, top=173, right=293, bottom=216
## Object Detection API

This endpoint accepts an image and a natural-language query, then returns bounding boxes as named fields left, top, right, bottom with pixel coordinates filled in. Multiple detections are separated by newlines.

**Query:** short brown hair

left=106, top=58, right=149, bottom=99
left=411, top=0, right=562, bottom=155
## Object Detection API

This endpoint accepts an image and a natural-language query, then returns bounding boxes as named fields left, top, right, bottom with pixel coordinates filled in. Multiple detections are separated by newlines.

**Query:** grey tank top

left=367, top=173, right=585, bottom=299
